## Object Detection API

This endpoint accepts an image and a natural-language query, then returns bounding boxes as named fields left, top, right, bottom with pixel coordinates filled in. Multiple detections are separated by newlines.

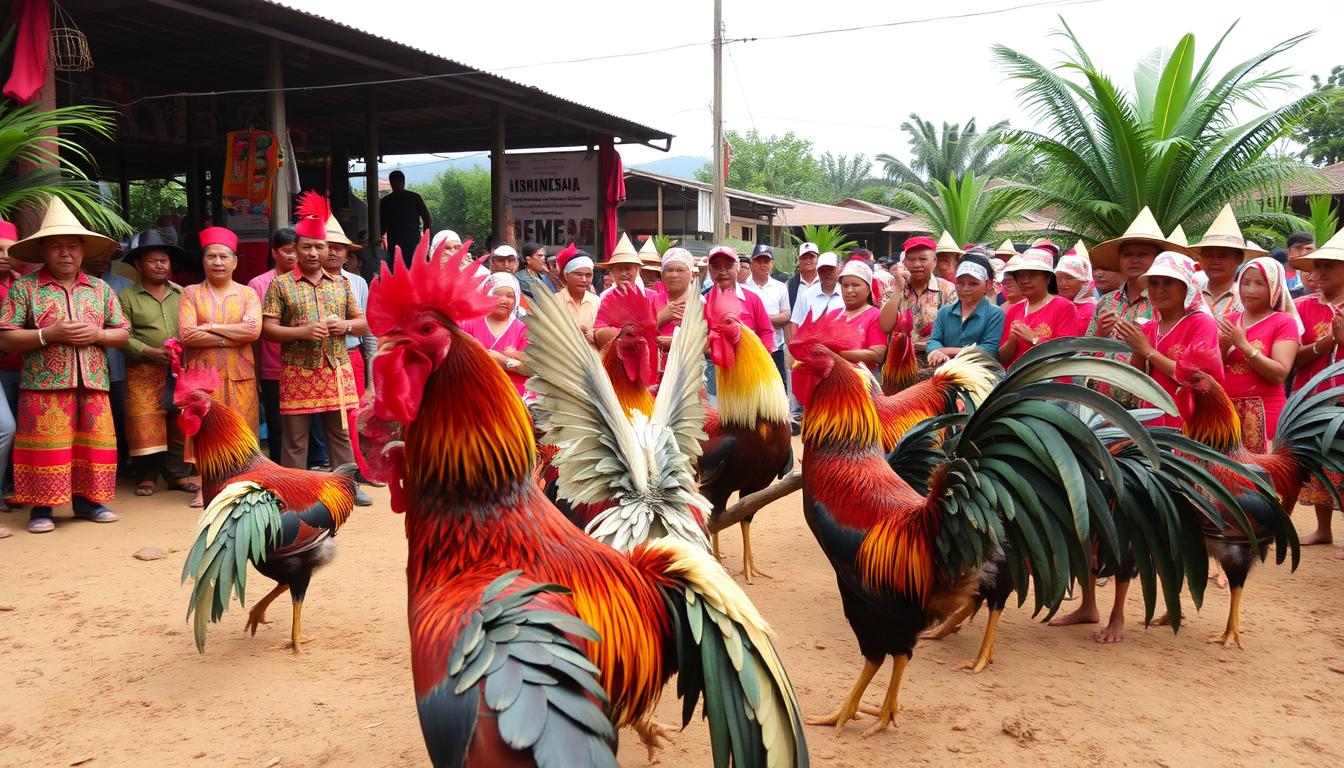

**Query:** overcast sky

left=285, top=0, right=1338, bottom=169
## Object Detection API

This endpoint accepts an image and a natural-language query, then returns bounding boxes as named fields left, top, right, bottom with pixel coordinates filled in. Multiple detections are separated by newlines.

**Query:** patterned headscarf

left=1143, top=251, right=1207, bottom=314
left=1235, top=256, right=1304, bottom=333
left=1055, top=254, right=1097, bottom=304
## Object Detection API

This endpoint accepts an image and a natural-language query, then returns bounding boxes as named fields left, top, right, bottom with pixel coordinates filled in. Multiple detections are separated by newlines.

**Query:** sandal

left=168, top=478, right=200, bottom=494
left=135, top=482, right=156, bottom=497
left=0, top=526, right=11, bottom=538
left=76, top=506, right=119, bottom=523
left=27, top=517, right=54, bottom=533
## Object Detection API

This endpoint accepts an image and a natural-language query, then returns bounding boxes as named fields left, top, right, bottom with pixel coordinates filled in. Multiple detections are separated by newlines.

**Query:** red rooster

left=363, top=236, right=807, bottom=767
left=178, top=366, right=358, bottom=654
left=699, top=289, right=793, bottom=581
left=790, top=317, right=1192, bottom=734
left=878, top=308, right=918, bottom=395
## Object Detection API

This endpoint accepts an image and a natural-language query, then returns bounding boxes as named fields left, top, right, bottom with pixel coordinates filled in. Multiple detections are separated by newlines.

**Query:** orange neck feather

left=601, top=344, right=655, bottom=416
left=1180, top=380, right=1243, bottom=454
left=803, top=361, right=883, bottom=449
left=194, top=400, right=264, bottom=483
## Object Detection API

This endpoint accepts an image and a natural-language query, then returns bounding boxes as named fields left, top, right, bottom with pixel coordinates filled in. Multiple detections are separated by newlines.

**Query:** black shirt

left=379, top=190, right=427, bottom=243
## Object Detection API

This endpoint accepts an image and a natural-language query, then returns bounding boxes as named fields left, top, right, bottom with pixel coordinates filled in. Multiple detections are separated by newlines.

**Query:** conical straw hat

left=9, top=196, right=117, bottom=263
left=1167, top=225, right=1189, bottom=249
left=994, top=239, right=1017, bottom=257
left=1069, top=240, right=1090, bottom=261
left=935, top=230, right=963, bottom=256
left=324, top=214, right=362, bottom=250
left=1188, top=204, right=1250, bottom=261
left=1291, top=227, right=1344, bottom=270
left=1088, top=207, right=1183, bottom=271
left=597, top=232, right=643, bottom=268
left=637, top=236, right=661, bottom=268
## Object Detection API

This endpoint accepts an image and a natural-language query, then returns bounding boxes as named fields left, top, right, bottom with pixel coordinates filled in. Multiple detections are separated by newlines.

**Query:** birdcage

left=48, top=3, right=93, bottom=73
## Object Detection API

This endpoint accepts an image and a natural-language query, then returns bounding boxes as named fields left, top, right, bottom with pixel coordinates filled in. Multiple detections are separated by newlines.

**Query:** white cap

left=798, top=242, right=820, bottom=257
left=817, top=252, right=839, bottom=269
left=492, top=244, right=518, bottom=258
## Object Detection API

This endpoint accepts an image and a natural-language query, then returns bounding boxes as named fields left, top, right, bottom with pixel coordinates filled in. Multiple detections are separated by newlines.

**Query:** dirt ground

left=3, top=467, right=1343, bottom=768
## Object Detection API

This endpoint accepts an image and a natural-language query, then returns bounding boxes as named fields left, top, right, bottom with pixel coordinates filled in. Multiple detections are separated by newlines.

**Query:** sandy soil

left=3, top=467, right=1343, bottom=768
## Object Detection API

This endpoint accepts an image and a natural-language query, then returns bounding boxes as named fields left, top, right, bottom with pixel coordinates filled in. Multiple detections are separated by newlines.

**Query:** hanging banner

left=222, top=128, right=278, bottom=217
left=503, top=151, right=598, bottom=248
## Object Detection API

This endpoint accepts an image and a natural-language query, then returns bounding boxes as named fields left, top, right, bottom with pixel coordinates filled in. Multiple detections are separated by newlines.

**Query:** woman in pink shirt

left=459, top=272, right=534, bottom=399
left=825, top=260, right=887, bottom=370
left=998, top=248, right=1082, bottom=366
left=1217, top=257, right=1301, bottom=451
left=1054, top=251, right=1100, bottom=331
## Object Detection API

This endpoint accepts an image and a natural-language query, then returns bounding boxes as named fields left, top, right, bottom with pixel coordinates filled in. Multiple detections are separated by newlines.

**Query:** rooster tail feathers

left=930, top=348, right=1000, bottom=408
left=639, top=541, right=809, bottom=768
left=1274, top=360, right=1344, bottom=509
left=181, top=482, right=284, bottom=653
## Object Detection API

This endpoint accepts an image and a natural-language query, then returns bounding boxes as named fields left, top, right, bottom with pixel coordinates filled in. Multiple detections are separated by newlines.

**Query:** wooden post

left=118, top=151, right=131, bottom=223
left=656, top=183, right=664, bottom=236
left=491, top=105, right=506, bottom=245
left=365, top=90, right=380, bottom=259
left=266, top=39, right=290, bottom=230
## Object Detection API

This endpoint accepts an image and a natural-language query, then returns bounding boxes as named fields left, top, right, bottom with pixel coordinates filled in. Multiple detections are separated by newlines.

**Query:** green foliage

left=787, top=224, right=857, bottom=258
left=1234, top=187, right=1310, bottom=247
left=410, top=167, right=492, bottom=243
left=891, top=171, right=1034, bottom=244
left=1308, top=195, right=1340, bottom=245
left=993, top=19, right=1325, bottom=242
left=694, top=130, right=823, bottom=199
left=126, top=178, right=186, bottom=233
left=815, top=152, right=885, bottom=202
left=876, top=114, right=1015, bottom=192
left=0, top=100, right=129, bottom=235
left=1292, top=65, right=1344, bottom=166
left=650, top=233, right=679, bottom=254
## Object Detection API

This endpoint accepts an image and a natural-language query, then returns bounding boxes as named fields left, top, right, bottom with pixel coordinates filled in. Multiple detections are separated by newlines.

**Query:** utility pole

left=711, top=0, right=725, bottom=243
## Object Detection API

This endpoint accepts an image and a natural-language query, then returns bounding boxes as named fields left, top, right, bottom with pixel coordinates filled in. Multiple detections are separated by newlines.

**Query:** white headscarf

left=487, top=271, right=522, bottom=315
left=431, top=229, right=462, bottom=253
left=1235, top=256, right=1304, bottom=333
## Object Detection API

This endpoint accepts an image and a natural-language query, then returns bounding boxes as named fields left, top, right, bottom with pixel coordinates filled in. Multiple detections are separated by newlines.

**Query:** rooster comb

left=788, top=309, right=863, bottom=359
left=602, top=283, right=657, bottom=335
left=173, top=365, right=222, bottom=407
left=706, top=288, right=742, bottom=328
left=366, top=231, right=492, bottom=335
left=1174, top=345, right=1221, bottom=384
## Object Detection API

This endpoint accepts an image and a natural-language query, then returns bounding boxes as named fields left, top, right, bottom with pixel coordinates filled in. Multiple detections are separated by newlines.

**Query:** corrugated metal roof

left=775, top=199, right=891, bottom=227
left=624, top=168, right=795, bottom=209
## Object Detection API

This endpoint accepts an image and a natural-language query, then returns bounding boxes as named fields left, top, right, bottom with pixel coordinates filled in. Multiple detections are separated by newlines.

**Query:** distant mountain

left=632, top=155, right=708, bottom=180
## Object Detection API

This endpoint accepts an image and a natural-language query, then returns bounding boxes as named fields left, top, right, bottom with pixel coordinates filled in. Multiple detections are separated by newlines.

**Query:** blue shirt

left=926, top=298, right=1005, bottom=356
left=101, top=270, right=134, bottom=383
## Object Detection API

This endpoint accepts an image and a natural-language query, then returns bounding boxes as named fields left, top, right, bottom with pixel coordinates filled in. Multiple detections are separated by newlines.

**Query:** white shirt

left=742, top=276, right=790, bottom=351
left=790, top=282, right=843, bottom=326
left=339, top=269, right=375, bottom=360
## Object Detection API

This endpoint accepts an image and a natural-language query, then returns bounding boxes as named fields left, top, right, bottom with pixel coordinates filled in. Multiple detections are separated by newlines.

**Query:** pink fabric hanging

left=599, top=139, right=625, bottom=258
left=4, top=0, right=51, bottom=104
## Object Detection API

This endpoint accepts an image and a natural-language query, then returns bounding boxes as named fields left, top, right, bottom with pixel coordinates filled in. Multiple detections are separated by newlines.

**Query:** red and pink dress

left=1140, top=311, right=1223, bottom=429
left=1222, top=311, right=1300, bottom=451
left=1294, top=294, right=1344, bottom=507
left=999, top=295, right=1082, bottom=366
left=460, top=316, right=531, bottom=399
left=826, top=305, right=887, bottom=371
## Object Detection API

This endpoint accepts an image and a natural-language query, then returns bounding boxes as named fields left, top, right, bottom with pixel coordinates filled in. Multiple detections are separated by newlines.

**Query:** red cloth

left=0, top=273, right=20, bottom=371
left=1223, top=311, right=1299, bottom=444
left=345, top=347, right=371, bottom=476
left=3, top=0, right=50, bottom=104
left=1141, top=311, right=1223, bottom=428
left=827, top=306, right=886, bottom=370
left=199, top=226, right=238, bottom=252
left=999, top=295, right=1082, bottom=366
left=599, top=140, right=625, bottom=258
left=1293, top=295, right=1344, bottom=394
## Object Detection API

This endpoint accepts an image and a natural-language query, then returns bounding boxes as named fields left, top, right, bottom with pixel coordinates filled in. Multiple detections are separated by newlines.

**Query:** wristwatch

left=345, top=322, right=353, bottom=334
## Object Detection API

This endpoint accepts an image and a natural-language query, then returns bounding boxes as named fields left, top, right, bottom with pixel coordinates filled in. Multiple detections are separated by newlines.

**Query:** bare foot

left=0, top=526, right=10, bottom=539
left=1151, top=612, right=1170, bottom=627
left=1048, top=605, right=1100, bottom=626
left=1333, top=548, right=1344, bottom=561
left=1299, top=530, right=1333, bottom=546
left=919, top=622, right=961, bottom=641
left=1093, top=618, right=1124, bottom=644
left=1208, top=566, right=1227, bottom=589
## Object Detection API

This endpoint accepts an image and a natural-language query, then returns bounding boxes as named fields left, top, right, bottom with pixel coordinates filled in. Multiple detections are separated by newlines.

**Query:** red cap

left=903, top=235, right=936, bottom=253
left=707, top=244, right=737, bottom=263
left=0, top=220, right=17, bottom=241
left=199, top=226, right=238, bottom=252
left=847, top=253, right=869, bottom=262
left=294, top=217, right=327, bottom=240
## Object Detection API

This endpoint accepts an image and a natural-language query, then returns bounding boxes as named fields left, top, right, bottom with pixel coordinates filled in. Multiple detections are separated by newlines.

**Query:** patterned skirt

left=11, top=388, right=116, bottom=506
left=1300, top=471, right=1343, bottom=509
left=279, top=360, right=357, bottom=415
left=125, top=360, right=173, bottom=457
left=1232, top=396, right=1269, bottom=454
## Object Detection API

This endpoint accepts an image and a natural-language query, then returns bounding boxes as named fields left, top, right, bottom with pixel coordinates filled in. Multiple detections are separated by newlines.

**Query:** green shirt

left=118, top=281, right=183, bottom=360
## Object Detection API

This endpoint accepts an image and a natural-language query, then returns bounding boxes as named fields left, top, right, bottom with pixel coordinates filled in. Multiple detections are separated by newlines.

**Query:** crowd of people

left=1, top=194, right=1341, bottom=558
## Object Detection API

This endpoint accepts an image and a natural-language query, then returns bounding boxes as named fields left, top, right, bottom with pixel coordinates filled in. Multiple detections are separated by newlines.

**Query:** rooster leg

left=286, top=599, right=308, bottom=654
left=919, top=602, right=973, bottom=641
left=245, top=583, right=289, bottom=636
left=805, top=659, right=880, bottom=733
left=740, top=521, right=771, bottom=582
left=1207, top=587, right=1245, bottom=649
left=632, top=714, right=677, bottom=763
left=711, top=531, right=721, bottom=562
left=860, top=655, right=908, bottom=738
left=953, top=610, right=1001, bottom=673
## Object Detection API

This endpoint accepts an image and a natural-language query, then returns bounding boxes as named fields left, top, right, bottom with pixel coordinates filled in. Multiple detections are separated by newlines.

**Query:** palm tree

left=890, top=171, right=1034, bottom=245
left=993, top=18, right=1328, bottom=242
left=876, top=114, right=1013, bottom=191
left=788, top=224, right=857, bottom=258
left=0, top=99, right=129, bottom=234
left=816, top=152, right=882, bottom=202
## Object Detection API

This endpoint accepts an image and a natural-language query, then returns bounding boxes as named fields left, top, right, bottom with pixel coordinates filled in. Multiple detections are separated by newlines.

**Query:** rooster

left=524, top=280, right=710, bottom=552
left=1142, top=349, right=1344, bottom=648
left=363, top=235, right=807, bottom=767
left=178, top=366, right=358, bottom=654
left=790, top=317, right=1210, bottom=735
left=878, top=308, right=918, bottom=395
left=700, top=289, right=793, bottom=582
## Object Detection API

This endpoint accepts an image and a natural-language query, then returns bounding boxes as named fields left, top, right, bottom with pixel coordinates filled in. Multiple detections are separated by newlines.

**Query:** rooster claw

left=633, top=717, right=675, bottom=763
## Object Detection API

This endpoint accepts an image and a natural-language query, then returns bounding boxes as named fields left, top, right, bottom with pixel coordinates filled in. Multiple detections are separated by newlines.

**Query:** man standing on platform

left=263, top=193, right=371, bottom=506
left=378, top=170, right=431, bottom=267
left=118, top=231, right=194, bottom=497
left=0, top=198, right=130, bottom=533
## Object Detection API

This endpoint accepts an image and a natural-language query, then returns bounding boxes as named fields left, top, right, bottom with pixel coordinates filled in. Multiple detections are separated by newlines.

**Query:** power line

left=724, top=0, right=1101, bottom=44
